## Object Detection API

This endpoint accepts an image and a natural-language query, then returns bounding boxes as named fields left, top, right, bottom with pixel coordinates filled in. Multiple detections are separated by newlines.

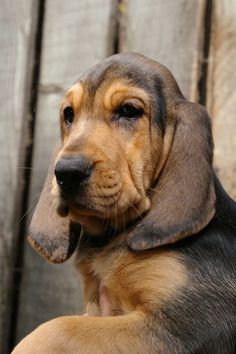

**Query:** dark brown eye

left=63, top=106, right=74, bottom=126
left=117, top=104, right=143, bottom=120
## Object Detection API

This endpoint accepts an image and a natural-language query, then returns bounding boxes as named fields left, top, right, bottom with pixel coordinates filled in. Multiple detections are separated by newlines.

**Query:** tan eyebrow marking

left=67, top=82, right=84, bottom=111
left=104, top=82, right=150, bottom=111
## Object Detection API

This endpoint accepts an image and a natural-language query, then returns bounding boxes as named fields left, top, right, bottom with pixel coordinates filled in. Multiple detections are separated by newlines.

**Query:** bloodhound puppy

left=13, top=53, right=236, bottom=353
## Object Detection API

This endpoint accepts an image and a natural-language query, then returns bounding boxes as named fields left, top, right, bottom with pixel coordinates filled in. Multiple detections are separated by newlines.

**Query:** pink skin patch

left=99, top=284, right=112, bottom=316
left=83, top=284, right=112, bottom=317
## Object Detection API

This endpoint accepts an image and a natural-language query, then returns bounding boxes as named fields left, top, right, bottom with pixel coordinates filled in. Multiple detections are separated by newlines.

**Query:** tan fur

left=103, top=81, right=151, bottom=112
left=66, top=82, right=84, bottom=112
left=77, top=241, right=188, bottom=315
left=13, top=313, right=167, bottom=354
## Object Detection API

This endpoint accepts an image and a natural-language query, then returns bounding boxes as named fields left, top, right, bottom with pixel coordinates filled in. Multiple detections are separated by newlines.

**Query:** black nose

left=54, top=157, right=92, bottom=196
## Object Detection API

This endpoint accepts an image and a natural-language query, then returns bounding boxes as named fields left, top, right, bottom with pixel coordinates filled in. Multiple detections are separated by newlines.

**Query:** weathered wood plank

left=16, top=0, right=117, bottom=342
left=207, top=0, right=236, bottom=199
left=119, top=0, right=206, bottom=101
left=0, top=1, right=37, bottom=352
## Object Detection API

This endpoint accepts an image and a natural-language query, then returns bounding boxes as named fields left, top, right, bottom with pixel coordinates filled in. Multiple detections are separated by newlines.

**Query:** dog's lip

left=57, top=186, right=124, bottom=219
left=68, top=199, right=103, bottom=216
left=67, top=198, right=124, bottom=219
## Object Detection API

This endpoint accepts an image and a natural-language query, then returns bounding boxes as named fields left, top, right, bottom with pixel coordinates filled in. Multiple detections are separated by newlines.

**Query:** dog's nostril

left=54, top=157, right=92, bottom=195
left=55, top=171, right=70, bottom=189
left=55, top=171, right=88, bottom=190
left=56, top=174, right=65, bottom=186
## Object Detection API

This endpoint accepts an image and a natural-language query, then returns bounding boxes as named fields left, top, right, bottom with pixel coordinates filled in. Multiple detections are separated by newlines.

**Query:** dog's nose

left=54, top=157, right=92, bottom=196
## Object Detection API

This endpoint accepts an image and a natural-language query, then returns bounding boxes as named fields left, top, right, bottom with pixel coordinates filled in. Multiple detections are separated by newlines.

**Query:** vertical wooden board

left=16, top=0, right=117, bottom=342
left=119, top=0, right=206, bottom=101
left=0, top=0, right=36, bottom=351
left=207, top=0, right=236, bottom=199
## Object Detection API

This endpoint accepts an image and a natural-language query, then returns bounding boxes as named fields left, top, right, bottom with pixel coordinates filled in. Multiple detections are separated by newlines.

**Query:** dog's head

left=29, top=53, right=216, bottom=263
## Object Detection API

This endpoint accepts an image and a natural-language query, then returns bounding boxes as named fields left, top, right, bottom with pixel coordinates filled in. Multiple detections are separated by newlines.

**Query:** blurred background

left=0, top=0, right=235, bottom=353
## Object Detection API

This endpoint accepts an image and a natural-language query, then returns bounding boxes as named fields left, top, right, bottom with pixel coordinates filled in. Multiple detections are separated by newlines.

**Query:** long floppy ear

left=128, top=101, right=216, bottom=250
left=28, top=149, right=81, bottom=263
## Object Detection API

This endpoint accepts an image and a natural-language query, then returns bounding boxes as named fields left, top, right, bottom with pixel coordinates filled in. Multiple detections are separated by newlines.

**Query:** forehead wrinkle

left=103, top=81, right=151, bottom=111
left=81, top=61, right=149, bottom=104
left=81, top=62, right=118, bottom=93
left=80, top=60, right=164, bottom=115
left=80, top=64, right=117, bottom=110
left=78, top=80, right=97, bottom=111
left=66, top=82, right=84, bottom=111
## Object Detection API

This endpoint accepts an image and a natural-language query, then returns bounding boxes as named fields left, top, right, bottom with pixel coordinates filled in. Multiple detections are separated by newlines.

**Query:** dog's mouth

left=53, top=179, right=125, bottom=219
left=55, top=191, right=151, bottom=240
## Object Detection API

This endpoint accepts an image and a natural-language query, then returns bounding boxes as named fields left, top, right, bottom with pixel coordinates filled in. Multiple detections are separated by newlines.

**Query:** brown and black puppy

left=13, top=53, right=236, bottom=354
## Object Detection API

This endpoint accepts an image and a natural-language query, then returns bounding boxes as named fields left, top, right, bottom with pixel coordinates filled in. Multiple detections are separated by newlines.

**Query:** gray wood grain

left=16, top=0, right=117, bottom=343
left=119, top=0, right=206, bottom=101
left=0, top=1, right=36, bottom=351
left=207, top=0, right=236, bottom=199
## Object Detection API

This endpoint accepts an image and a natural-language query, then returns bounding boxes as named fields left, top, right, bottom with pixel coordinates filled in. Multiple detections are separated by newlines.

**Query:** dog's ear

left=128, top=101, right=216, bottom=250
left=28, top=149, right=81, bottom=263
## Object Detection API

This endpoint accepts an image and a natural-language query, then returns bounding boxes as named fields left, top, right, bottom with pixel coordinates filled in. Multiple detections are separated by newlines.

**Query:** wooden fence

left=1, top=0, right=235, bottom=352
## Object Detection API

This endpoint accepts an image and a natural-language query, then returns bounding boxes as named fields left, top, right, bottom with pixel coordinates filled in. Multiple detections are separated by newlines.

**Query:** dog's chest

left=78, top=245, right=129, bottom=289
left=77, top=246, right=187, bottom=314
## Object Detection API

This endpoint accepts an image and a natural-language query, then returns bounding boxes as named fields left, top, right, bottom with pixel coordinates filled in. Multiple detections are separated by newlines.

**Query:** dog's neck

left=74, top=212, right=142, bottom=252
left=68, top=195, right=151, bottom=239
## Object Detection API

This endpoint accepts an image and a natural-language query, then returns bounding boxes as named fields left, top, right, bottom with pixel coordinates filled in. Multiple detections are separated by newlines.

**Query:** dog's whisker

left=17, top=198, right=39, bottom=225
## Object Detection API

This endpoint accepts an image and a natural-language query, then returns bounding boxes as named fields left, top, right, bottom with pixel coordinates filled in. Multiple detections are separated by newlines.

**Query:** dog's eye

left=117, top=104, right=143, bottom=120
left=63, top=106, right=74, bottom=126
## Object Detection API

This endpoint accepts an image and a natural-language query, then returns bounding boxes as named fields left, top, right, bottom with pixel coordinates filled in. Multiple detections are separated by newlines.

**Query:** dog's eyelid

left=124, top=103, right=144, bottom=114
left=123, top=101, right=143, bottom=110
left=123, top=96, right=146, bottom=108
left=114, top=103, right=144, bottom=120
left=115, top=97, right=145, bottom=113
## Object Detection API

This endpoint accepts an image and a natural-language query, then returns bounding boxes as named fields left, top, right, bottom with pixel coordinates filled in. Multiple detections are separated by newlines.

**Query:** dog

left=13, top=53, right=236, bottom=353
